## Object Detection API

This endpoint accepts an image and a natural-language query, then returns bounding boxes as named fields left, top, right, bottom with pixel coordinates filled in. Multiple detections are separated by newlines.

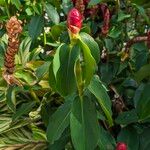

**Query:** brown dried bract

left=3, top=16, right=22, bottom=85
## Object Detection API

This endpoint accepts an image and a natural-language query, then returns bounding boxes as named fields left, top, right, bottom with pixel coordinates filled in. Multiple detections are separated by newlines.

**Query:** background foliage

left=0, top=0, right=150, bottom=150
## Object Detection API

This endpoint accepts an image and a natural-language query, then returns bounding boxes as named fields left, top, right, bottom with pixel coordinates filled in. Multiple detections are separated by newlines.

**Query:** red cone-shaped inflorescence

left=116, top=142, right=127, bottom=150
left=3, top=16, right=22, bottom=85
left=67, top=8, right=82, bottom=34
left=5, top=16, right=22, bottom=74
left=99, top=3, right=110, bottom=35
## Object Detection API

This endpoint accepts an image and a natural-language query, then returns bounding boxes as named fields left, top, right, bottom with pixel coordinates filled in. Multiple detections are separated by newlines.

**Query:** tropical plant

left=0, top=0, right=150, bottom=150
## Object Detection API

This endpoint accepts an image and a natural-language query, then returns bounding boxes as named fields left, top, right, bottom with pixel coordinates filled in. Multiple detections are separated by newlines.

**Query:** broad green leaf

left=49, top=129, right=70, bottom=150
left=28, top=15, right=44, bottom=40
left=133, top=83, right=145, bottom=107
left=55, top=44, right=80, bottom=96
left=139, top=127, right=150, bottom=150
left=6, top=85, right=16, bottom=112
left=79, top=38, right=96, bottom=86
left=70, top=96, right=100, bottom=150
left=47, top=101, right=71, bottom=144
left=104, top=38, right=113, bottom=52
left=12, top=102, right=35, bottom=121
left=36, top=61, right=51, bottom=80
left=117, top=126, right=140, bottom=150
left=131, top=43, right=148, bottom=71
left=136, top=84, right=150, bottom=122
left=45, top=3, right=60, bottom=24
left=80, top=32, right=100, bottom=63
left=134, top=64, right=150, bottom=82
left=98, top=125, right=116, bottom=150
left=115, top=109, right=139, bottom=125
left=88, top=76, right=113, bottom=126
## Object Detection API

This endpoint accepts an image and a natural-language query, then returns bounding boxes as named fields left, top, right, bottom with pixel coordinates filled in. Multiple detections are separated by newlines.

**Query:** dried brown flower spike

left=3, top=16, right=22, bottom=85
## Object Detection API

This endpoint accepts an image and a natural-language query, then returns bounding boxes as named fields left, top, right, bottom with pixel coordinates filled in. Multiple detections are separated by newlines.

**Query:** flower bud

left=116, top=142, right=127, bottom=150
left=67, top=8, right=82, bottom=35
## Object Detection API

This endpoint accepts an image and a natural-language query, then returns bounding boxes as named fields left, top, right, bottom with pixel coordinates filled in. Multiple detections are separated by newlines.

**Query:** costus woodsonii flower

left=116, top=142, right=127, bottom=150
left=67, top=8, right=82, bottom=35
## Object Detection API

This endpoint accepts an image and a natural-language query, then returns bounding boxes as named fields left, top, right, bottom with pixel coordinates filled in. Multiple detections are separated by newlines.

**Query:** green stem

left=116, top=0, right=120, bottom=11
left=75, top=59, right=84, bottom=98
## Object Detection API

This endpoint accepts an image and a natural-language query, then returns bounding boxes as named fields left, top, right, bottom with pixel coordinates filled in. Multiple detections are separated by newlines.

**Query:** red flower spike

left=116, top=142, right=127, bottom=150
left=67, top=8, right=82, bottom=34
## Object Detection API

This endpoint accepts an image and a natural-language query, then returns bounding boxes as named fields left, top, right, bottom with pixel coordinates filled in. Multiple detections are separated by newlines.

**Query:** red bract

left=72, top=0, right=89, bottom=5
left=116, top=142, right=127, bottom=150
left=67, top=8, right=82, bottom=34
left=99, top=3, right=110, bottom=35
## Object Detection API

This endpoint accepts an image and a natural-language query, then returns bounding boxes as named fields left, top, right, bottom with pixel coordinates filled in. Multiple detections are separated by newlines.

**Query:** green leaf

left=45, top=3, right=60, bottom=24
left=70, top=95, right=100, bottom=150
left=17, top=37, right=32, bottom=65
left=54, top=44, right=80, bottom=96
left=36, top=61, right=51, bottom=80
left=117, top=126, right=140, bottom=150
left=88, top=76, right=113, bottom=126
left=79, top=38, right=96, bottom=86
left=115, top=109, right=139, bottom=125
left=28, top=15, right=44, bottom=40
left=49, top=129, right=70, bottom=150
left=134, top=64, right=150, bottom=82
left=117, top=10, right=131, bottom=22
left=12, top=102, right=35, bottom=121
left=11, top=0, right=21, bottom=9
left=136, top=84, right=150, bottom=122
left=51, top=25, right=65, bottom=40
left=98, top=125, right=116, bottom=150
left=80, top=32, right=100, bottom=63
left=14, top=69, right=37, bottom=85
left=46, top=101, right=71, bottom=144
left=6, top=86, right=16, bottom=112
left=133, top=83, right=145, bottom=107
left=133, top=4, right=150, bottom=25
left=0, top=117, right=12, bottom=133
left=139, top=127, right=150, bottom=150
left=109, top=26, right=122, bottom=38
left=53, top=44, right=62, bottom=77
